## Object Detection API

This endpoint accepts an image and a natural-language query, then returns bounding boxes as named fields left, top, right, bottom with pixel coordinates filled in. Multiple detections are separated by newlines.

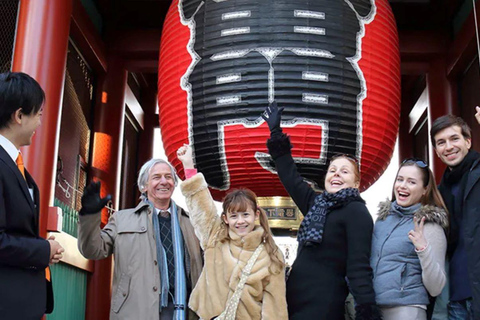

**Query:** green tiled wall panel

left=46, top=263, right=88, bottom=320
left=54, top=198, right=79, bottom=237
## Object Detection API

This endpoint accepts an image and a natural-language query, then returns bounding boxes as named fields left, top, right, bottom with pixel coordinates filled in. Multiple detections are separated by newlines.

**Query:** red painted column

left=12, top=0, right=73, bottom=237
left=427, top=57, right=457, bottom=181
left=86, top=55, right=127, bottom=320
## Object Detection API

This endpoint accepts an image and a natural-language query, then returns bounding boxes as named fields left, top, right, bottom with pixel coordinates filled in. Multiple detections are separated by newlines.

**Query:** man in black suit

left=0, top=72, right=64, bottom=320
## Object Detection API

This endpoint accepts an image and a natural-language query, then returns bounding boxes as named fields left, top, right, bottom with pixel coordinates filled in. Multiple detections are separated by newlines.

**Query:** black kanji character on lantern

left=180, top=0, right=374, bottom=189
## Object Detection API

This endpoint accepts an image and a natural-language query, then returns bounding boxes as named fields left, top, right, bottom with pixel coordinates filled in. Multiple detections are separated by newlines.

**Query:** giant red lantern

left=158, top=0, right=400, bottom=200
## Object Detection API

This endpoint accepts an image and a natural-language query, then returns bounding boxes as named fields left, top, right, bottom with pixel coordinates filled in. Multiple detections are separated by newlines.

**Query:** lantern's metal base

left=257, top=196, right=304, bottom=230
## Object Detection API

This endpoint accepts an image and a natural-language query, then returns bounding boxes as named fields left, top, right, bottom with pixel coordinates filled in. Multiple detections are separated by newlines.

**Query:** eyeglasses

left=401, top=158, right=428, bottom=168
left=331, top=153, right=359, bottom=164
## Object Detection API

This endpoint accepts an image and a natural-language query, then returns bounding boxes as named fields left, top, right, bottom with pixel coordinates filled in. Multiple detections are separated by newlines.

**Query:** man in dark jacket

left=430, top=110, right=480, bottom=320
left=0, top=72, right=64, bottom=319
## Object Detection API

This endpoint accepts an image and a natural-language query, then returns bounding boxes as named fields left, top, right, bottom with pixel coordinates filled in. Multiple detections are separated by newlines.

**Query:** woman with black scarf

left=262, top=102, right=380, bottom=320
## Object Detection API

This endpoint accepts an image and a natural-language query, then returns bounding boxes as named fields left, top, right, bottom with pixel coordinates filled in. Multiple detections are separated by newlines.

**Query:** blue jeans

left=448, top=299, right=474, bottom=320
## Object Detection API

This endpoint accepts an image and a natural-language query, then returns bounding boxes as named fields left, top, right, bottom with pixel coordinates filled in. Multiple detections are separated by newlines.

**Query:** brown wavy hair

left=218, top=188, right=285, bottom=274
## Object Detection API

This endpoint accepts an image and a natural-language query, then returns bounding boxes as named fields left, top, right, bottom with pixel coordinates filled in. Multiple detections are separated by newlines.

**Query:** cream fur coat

left=180, top=173, right=288, bottom=320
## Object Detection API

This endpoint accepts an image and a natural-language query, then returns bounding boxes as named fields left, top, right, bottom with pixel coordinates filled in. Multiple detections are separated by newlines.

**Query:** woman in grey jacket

left=371, top=158, right=448, bottom=320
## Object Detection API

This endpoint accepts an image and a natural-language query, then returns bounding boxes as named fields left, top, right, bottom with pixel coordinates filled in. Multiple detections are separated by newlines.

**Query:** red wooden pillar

left=427, top=57, right=457, bottom=181
left=12, top=0, right=73, bottom=237
left=86, top=55, right=127, bottom=320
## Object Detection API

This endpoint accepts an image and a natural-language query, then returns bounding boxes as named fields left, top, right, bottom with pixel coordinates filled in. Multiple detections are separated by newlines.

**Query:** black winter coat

left=268, top=135, right=376, bottom=320
left=439, top=157, right=480, bottom=319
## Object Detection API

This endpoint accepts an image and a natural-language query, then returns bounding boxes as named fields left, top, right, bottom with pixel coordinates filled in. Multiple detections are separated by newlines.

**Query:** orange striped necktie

left=16, top=153, right=26, bottom=180
left=45, top=266, right=51, bottom=281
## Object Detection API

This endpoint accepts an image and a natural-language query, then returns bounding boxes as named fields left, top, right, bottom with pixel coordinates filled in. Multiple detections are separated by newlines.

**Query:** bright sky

left=361, top=140, right=399, bottom=219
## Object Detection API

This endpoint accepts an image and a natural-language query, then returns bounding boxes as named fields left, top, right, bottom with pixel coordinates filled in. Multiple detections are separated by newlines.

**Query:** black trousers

left=160, top=301, right=175, bottom=320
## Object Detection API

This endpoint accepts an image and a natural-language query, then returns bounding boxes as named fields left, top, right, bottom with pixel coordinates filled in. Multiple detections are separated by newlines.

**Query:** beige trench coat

left=78, top=201, right=202, bottom=320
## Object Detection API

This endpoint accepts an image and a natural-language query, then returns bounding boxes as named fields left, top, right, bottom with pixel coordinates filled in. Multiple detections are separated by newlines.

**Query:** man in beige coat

left=77, top=159, right=202, bottom=320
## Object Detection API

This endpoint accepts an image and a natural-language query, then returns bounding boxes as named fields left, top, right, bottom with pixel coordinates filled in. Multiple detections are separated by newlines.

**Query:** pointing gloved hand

left=261, top=101, right=284, bottom=136
left=79, top=181, right=112, bottom=216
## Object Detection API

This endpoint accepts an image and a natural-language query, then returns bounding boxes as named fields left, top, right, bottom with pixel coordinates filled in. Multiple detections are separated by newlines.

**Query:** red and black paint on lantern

left=158, top=0, right=400, bottom=200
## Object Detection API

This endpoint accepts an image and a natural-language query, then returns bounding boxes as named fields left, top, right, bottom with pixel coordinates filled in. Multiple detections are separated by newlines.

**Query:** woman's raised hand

left=408, top=217, right=428, bottom=251
left=475, top=106, right=480, bottom=125
left=177, top=144, right=195, bottom=169
left=262, top=101, right=284, bottom=134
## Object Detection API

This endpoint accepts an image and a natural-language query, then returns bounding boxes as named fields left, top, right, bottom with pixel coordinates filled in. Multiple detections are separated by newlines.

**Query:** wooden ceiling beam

left=399, top=30, right=447, bottom=57
left=71, top=0, right=107, bottom=73
left=108, top=29, right=162, bottom=73
left=123, top=59, right=159, bottom=73
left=401, top=61, right=430, bottom=75
left=109, top=29, right=161, bottom=59
left=446, top=0, right=480, bottom=77
left=398, top=30, right=447, bottom=75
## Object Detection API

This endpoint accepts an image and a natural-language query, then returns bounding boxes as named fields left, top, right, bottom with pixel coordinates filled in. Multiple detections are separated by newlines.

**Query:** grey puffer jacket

left=371, top=201, right=448, bottom=307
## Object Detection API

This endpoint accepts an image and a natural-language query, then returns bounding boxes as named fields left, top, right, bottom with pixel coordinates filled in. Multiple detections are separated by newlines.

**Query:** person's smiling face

left=434, top=125, right=471, bottom=168
left=145, top=163, right=175, bottom=206
left=324, top=157, right=359, bottom=193
left=394, top=165, right=426, bottom=207
left=222, top=204, right=259, bottom=237
left=18, top=108, right=42, bottom=147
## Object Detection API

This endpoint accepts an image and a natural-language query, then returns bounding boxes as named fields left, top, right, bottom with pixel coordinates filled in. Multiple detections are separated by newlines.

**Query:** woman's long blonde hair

left=218, top=188, right=285, bottom=274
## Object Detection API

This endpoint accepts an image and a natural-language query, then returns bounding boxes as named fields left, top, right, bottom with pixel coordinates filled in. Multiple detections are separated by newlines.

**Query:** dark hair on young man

left=0, top=72, right=45, bottom=129
left=430, top=115, right=471, bottom=147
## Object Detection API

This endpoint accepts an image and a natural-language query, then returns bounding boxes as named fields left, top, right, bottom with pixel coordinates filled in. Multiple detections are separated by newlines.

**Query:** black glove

left=79, top=181, right=112, bottom=216
left=261, top=101, right=284, bottom=135
left=355, top=303, right=382, bottom=320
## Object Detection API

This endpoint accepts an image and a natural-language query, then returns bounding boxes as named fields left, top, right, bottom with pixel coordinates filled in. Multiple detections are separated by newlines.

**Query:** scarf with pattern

left=297, top=188, right=364, bottom=245
left=150, top=200, right=187, bottom=320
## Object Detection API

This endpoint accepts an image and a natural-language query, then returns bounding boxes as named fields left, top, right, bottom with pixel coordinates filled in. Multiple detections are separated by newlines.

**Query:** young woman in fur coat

left=371, top=158, right=449, bottom=320
left=177, top=145, right=287, bottom=320
left=262, top=103, right=380, bottom=320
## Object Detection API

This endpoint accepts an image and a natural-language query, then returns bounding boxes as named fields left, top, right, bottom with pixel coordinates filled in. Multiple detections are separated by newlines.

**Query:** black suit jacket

left=0, top=146, right=52, bottom=320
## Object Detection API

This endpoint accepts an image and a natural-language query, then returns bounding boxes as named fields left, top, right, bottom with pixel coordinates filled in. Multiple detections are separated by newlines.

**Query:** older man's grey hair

left=137, top=158, right=178, bottom=199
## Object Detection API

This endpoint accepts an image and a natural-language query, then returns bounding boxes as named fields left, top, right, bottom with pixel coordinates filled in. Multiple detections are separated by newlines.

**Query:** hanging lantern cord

left=473, top=0, right=480, bottom=71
